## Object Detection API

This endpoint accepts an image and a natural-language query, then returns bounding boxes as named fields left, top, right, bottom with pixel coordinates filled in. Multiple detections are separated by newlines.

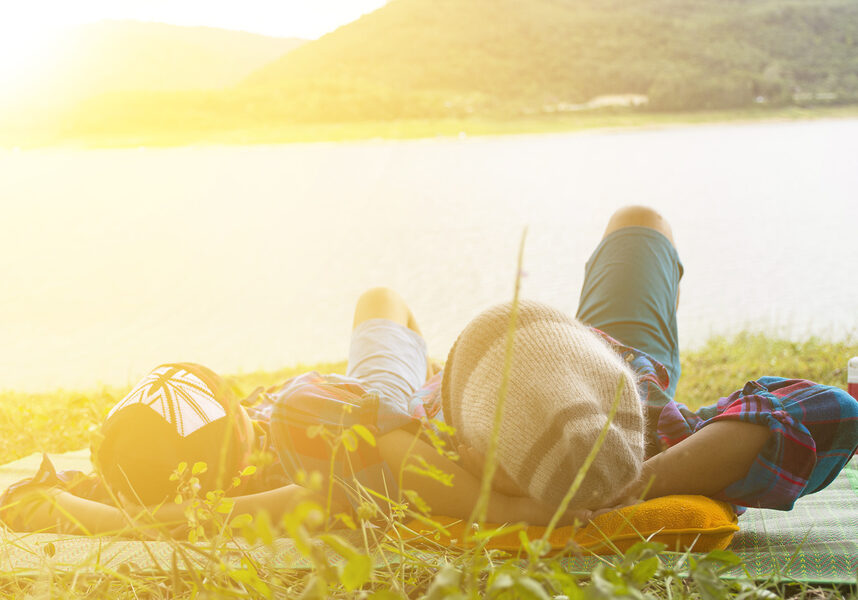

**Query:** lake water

left=2, top=118, right=857, bottom=392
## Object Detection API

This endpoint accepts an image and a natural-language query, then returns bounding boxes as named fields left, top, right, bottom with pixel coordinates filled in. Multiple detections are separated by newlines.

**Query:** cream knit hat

left=441, top=301, right=644, bottom=510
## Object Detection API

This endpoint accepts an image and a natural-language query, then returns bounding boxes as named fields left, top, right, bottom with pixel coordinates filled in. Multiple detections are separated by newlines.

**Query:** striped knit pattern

left=442, top=301, right=644, bottom=510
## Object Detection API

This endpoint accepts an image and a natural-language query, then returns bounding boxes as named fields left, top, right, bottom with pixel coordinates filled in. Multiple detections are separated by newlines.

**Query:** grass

left=4, top=104, right=858, bottom=150
left=0, top=332, right=855, bottom=598
left=675, top=332, right=857, bottom=408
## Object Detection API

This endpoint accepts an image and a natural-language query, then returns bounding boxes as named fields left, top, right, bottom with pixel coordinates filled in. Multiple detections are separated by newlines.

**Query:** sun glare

left=0, top=22, right=63, bottom=94
left=0, top=0, right=387, bottom=103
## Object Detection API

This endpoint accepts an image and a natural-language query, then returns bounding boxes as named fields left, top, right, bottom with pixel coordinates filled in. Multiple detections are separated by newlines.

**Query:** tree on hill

left=240, top=0, right=858, bottom=115
left=18, top=0, right=858, bottom=137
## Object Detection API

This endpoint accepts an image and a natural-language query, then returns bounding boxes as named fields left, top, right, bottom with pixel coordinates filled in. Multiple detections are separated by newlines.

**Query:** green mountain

left=11, top=0, right=858, bottom=141
left=242, top=0, right=858, bottom=115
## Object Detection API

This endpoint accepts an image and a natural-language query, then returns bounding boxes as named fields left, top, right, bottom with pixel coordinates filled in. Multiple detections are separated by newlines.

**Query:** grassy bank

left=0, top=332, right=855, bottom=599
left=4, top=104, right=858, bottom=150
left=2, top=332, right=855, bottom=467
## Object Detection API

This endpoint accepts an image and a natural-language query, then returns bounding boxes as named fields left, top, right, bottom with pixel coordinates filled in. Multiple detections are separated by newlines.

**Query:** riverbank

left=4, top=104, right=858, bottom=149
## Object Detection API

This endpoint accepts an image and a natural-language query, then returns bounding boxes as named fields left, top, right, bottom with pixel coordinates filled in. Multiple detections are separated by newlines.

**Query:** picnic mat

left=1, top=450, right=856, bottom=583
left=0, top=449, right=321, bottom=574
left=561, top=457, right=858, bottom=584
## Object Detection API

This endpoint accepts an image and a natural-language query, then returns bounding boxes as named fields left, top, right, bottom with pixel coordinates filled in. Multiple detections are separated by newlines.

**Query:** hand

left=3, top=486, right=64, bottom=532
left=457, top=444, right=526, bottom=497
left=588, top=496, right=642, bottom=520
left=608, top=460, right=655, bottom=508
left=427, top=360, right=443, bottom=378
left=117, top=493, right=191, bottom=539
left=507, top=494, right=593, bottom=527
left=580, top=464, right=651, bottom=521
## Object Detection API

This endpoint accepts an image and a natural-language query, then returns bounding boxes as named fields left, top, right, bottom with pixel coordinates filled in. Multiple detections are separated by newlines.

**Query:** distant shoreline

left=3, top=104, right=858, bottom=150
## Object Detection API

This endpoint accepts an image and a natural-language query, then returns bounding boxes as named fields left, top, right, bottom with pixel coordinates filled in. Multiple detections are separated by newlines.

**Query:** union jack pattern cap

left=95, top=363, right=254, bottom=504
left=106, top=365, right=228, bottom=438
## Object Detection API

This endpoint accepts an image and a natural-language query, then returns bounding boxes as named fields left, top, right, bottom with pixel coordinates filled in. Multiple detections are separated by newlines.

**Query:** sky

left=0, top=0, right=388, bottom=84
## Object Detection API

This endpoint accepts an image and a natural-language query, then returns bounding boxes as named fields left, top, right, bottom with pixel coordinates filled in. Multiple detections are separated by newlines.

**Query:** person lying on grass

left=2, top=287, right=591, bottom=536
left=446, top=206, right=858, bottom=514
left=5, top=205, right=858, bottom=537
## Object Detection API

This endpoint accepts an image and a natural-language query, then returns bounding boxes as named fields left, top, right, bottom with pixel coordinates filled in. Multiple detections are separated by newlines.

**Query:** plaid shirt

left=655, top=376, right=858, bottom=511
left=589, top=329, right=858, bottom=511
left=590, top=328, right=858, bottom=510
left=267, top=371, right=427, bottom=511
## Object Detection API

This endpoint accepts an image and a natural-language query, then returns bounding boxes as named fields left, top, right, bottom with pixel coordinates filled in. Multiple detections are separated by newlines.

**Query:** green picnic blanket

left=1, top=451, right=856, bottom=583
left=561, top=458, right=858, bottom=584
left=724, top=457, right=858, bottom=583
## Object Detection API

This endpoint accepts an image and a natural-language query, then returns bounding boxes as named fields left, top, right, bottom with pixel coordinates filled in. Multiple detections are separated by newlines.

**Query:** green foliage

left=46, top=0, right=858, bottom=140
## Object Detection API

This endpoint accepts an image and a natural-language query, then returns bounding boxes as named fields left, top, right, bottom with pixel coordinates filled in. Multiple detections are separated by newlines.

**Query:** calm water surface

left=2, top=119, right=857, bottom=392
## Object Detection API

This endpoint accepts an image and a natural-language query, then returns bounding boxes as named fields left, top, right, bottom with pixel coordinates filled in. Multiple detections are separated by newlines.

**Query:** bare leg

left=578, top=204, right=684, bottom=423
left=595, top=208, right=771, bottom=501
left=352, top=287, right=422, bottom=334
left=603, top=205, right=676, bottom=245
left=351, top=286, right=431, bottom=377
left=603, top=205, right=679, bottom=308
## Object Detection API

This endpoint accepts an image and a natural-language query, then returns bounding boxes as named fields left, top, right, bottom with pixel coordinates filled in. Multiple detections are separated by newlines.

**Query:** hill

left=0, top=20, right=304, bottom=115
left=242, top=0, right=858, bottom=115
left=11, top=0, right=858, bottom=142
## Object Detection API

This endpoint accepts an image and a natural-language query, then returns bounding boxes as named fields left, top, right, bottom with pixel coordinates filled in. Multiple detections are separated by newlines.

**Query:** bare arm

left=11, top=482, right=318, bottom=537
left=377, top=428, right=588, bottom=525
left=623, top=420, right=771, bottom=501
left=31, top=421, right=760, bottom=536
left=225, top=484, right=315, bottom=522
left=128, top=483, right=322, bottom=531
left=145, top=429, right=576, bottom=529
left=92, top=425, right=591, bottom=533
left=9, top=489, right=144, bottom=535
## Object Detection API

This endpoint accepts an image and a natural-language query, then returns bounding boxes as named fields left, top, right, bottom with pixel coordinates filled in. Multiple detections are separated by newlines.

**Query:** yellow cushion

left=403, top=495, right=738, bottom=555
